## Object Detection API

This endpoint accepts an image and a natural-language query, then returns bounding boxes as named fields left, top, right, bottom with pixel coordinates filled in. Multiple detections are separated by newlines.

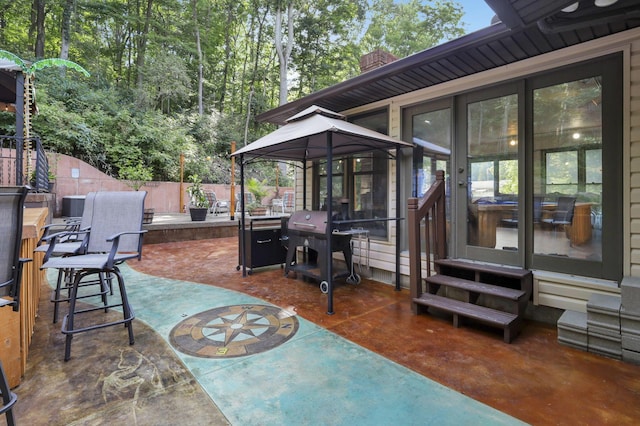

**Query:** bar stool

left=36, top=192, right=104, bottom=323
left=41, top=191, right=147, bottom=361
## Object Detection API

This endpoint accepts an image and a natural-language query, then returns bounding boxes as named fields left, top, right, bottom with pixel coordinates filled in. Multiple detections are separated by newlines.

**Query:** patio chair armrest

left=106, top=230, right=148, bottom=242
left=39, top=222, right=80, bottom=243
left=106, top=230, right=148, bottom=265
left=41, top=228, right=91, bottom=262
left=7, top=258, right=33, bottom=312
left=40, top=228, right=89, bottom=244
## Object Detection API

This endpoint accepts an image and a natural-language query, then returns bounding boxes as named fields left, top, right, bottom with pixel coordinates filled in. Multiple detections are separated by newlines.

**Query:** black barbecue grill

left=284, top=210, right=360, bottom=293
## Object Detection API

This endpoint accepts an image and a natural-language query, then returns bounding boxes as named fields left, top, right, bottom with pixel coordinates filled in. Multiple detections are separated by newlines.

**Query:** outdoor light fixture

left=562, top=2, right=579, bottom=12
left=573, top=132, right=581, bottom=140
left=561, top=0, right=619, bottom=12
left=594, top=0, right=618, bottom=7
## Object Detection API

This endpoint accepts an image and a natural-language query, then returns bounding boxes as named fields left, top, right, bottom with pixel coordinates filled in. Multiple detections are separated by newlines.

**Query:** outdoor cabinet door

left=243, top=227, right=286, bottom=270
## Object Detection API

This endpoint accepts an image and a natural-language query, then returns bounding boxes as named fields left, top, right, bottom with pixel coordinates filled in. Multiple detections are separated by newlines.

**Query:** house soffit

left=258, top=0, right=640, bottom=125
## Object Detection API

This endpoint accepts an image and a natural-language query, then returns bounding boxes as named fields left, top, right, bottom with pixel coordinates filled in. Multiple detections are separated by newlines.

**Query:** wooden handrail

left=408, top=170, right=447, bottom=314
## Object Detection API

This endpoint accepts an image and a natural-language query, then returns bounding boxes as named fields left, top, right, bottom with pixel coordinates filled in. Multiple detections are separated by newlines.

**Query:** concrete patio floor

left=8, top=231, right=640, bottom=425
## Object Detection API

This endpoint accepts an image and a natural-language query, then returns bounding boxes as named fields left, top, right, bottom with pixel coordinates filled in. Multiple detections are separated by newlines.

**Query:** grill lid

left=288, top=210, right=328, bottom=234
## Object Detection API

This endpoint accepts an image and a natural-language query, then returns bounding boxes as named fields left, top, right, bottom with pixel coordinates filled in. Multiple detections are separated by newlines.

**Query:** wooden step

left=425, top=274, right=526, bottom=301
left=434, top=259, right=531, bottom=279
left=414, top=293, right=520, bottom=343
left=433, top=258, right=532, bottom=300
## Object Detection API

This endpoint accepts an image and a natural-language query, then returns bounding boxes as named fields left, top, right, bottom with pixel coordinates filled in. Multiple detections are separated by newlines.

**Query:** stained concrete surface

left=8, top=236, right=640, bottom=425
left=133, top=237, right=640, bottom=425
left=10, top=285, right=229, bottom=425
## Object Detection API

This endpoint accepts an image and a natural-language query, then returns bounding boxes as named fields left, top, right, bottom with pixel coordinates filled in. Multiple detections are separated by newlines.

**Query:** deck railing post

left=408, top=170, right=447, bottom=314
left=408, top=197, right=421, bottom=313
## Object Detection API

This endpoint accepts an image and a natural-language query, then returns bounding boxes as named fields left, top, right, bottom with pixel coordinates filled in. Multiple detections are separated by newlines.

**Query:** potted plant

left=46, top=152, right=59, bottom=193
left=246, top=178, right=268, bottom=216
left=47, top=170, right=56, bottom=192
left=119, top=163, right=155, bottom=223
left=27, top=169, right=56, bottom=192
left=187, top=174, right=209, bottom=221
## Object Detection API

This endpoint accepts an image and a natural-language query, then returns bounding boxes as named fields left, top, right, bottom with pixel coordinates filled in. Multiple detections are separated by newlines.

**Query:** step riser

left=413, top=259, right=531, bottom=343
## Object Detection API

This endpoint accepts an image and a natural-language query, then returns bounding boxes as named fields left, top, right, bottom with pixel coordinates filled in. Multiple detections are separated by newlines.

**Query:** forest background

left=0, top=0, right=467, bottom=186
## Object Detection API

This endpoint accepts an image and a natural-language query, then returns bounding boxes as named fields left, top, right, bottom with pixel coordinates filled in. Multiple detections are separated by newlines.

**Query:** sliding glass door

left=402, top=54, right=621, bottom=280
left=456, top=84, right=522, bottom=265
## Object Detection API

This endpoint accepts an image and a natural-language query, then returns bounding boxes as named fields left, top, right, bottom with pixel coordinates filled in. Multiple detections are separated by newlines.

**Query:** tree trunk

left=34, top=0, right=46, bottom=58
left=192, top=0, right=203, bottom=115
left=275, top=2, right=294, bottom=106
left=136, top=0, right=154, bottom=89
left=219, top=1, right=235, bottom=112
left=60, top=0, right=75, bottom=61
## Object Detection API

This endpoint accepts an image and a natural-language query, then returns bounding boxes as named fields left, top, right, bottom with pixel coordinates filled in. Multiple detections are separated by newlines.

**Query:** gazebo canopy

left=233, top=105, right=414, bottom=162
left=233, top=106, right=413, bottom=314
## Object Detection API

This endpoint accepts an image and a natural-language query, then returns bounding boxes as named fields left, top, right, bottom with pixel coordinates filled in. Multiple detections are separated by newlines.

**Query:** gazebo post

left=15, top=72, right=25, bottom=185
left=230, top=141, right=236, bottom=220
left=326, top=132, right=334, bottom=315
left=240, top=155, right=247, bottom=276
left=395, top=147, right=402, bottom=291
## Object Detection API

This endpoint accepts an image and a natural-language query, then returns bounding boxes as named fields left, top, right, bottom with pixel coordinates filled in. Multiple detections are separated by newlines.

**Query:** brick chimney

left=359, top=49, right=398, bottom=73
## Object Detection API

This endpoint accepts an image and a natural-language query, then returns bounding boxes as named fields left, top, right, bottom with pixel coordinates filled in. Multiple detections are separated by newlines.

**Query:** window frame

left=312, top=108, right=391, bottom=240
left=527, top=54, right=623, bottom=280
left=399, top=53, right=622, bottom=281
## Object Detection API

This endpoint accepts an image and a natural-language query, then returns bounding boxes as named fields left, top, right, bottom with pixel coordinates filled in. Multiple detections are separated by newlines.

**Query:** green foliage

left=361, top=0, right=464, bottom=58
left=186, top=174, right=209, bottom=208
left=136, top=53, right=192, bottom=113
left=3, top=0, right=466, bottom=186
left=246, top=177, right=268, bottom=204
left=119, top=163, right=154, bottom=190
left=0, top=111, right=16, bottom=134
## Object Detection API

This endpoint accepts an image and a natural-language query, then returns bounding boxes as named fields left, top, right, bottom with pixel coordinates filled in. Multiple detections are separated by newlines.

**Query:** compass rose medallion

left=170, top=304, right=299, bottom=358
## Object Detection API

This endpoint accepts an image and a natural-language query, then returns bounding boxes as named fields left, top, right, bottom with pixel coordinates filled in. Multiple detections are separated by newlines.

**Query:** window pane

left=470, top=161, right=495, bottom=199
left=350, top=111, right=389, bottom=239
left=354, top=156, right=373, bottom=173
left=545, top=151, right=577, bottom=194
left=412, top=108, right=451, bottom=197
left=318, top=158, right=344, bottom=211
left=533, top=78, right=602, bottom=260
left=466, top=94, right=518, bottom=250
left=314, top=110, right=390, bottom=239
left=353, top=152, right=388, bottom=238
left=409, top=106, right=452, bottom=252
left=499, top=159, right=518, bottom=195
left=586, top=149, right=602, bottom=184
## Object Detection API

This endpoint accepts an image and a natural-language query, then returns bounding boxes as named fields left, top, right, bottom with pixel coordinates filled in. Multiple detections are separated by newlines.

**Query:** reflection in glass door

left=412, top=108, right=451, bottom=197
left=465, top=93, right=519, bottom=252
left=532, top=77, right=603, bottom=261
left=404, top=104, right=452, bottom=254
